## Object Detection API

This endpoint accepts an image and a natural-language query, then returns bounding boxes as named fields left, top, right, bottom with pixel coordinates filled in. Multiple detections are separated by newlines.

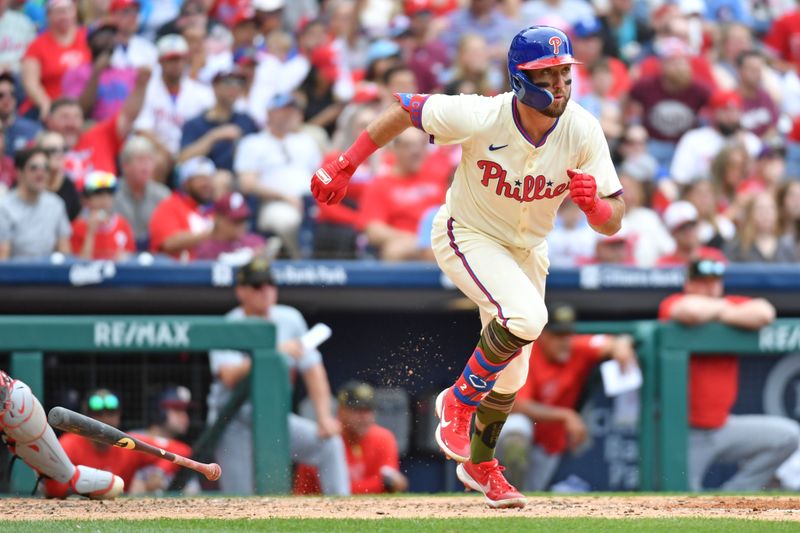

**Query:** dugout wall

left=0, top=316, right=287, bottom=495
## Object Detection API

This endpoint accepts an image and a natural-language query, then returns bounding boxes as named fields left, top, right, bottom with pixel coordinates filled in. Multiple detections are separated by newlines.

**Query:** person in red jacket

left=294, top=381, right=408, bottom=495
left=658, top=255, right=799, bottom=491
left=44, top=388, right=190, bottom=496
left=496, top=302, right=637, bottom=491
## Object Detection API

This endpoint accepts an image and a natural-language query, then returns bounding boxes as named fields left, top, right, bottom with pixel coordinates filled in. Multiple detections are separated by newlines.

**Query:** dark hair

left=0, top=72, right=14, bottom=87
left=14, top=147, right=47, bottom=170
left=735, top=49, right=762, bottom=69
left=49, top=98, right=81, bottom=116
left=382, top=64, right=413, bottom=86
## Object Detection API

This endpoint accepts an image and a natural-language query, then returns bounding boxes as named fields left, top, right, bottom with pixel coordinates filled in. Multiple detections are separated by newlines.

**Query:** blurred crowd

left=0, top=0, right=799, bottom=264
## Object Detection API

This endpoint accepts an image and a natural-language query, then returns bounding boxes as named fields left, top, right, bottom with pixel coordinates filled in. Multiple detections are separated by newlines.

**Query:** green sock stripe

left=480, top=392, right=516, bottom=413
left=480, top=321, right=529, bottom=364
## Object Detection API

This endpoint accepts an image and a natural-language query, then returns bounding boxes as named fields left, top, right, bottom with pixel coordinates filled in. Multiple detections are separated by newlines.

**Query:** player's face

left=165, top=408, right=190, bottom=437
left=339, top=406, right=374, bottom=438
left=527, top=65, right=572, bottom=118
left=539, top=330, right=573, bottom=364
left=685, top=277, right=724, bottom=298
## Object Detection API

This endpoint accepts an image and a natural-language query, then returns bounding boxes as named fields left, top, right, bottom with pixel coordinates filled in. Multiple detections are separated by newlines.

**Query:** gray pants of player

left=214, top=413, right=350, bottom=495
left=496, top=413, right=562, bottom=491
left=689, top=415, right=800, bottom=491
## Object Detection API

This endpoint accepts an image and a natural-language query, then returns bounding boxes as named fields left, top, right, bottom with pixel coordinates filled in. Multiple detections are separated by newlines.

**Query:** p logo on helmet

left=549, top=36, right=562, bottom=55
left=507, top=26, right=582, bottom=111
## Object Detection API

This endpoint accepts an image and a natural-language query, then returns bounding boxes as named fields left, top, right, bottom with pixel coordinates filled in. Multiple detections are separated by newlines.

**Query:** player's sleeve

left=578, top=118, right=622, bottom=198
left=394, top=93, right=477, bottom=145
left=572, top=334, right=611, bottom=364
left=657, top=293, right=684, bottom=321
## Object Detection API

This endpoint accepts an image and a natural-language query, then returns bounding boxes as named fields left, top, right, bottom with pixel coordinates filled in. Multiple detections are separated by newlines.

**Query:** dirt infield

left=2, top=495, right=800, bottom=522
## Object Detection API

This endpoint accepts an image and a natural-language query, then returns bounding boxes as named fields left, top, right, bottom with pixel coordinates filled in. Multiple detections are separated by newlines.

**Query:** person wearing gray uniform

left=659, top=255, right=800, bottom=491
left=207, top=257, right=349, bottom=495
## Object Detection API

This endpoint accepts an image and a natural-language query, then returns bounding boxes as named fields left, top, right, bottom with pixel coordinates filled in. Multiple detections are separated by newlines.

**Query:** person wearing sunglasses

left=0, top=147, right=71, bottom=260
left=207, top=256, right=350, bottom=496
left=47, top=388, right=193, bottom=496
left=1, top=373, right=124, bottom=499
left=658, top=255, right=800, bottom=491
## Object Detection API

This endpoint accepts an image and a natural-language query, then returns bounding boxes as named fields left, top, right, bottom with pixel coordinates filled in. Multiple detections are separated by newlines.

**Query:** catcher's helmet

left=508, top=26, right=581, bottom=111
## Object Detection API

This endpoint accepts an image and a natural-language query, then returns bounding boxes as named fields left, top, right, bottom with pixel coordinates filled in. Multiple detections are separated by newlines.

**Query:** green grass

left=2, top=518, right=798, bottom=533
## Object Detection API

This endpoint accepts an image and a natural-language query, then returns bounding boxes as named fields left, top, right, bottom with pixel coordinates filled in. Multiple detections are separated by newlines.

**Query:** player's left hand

left=567, top=169, right=598, bottom=212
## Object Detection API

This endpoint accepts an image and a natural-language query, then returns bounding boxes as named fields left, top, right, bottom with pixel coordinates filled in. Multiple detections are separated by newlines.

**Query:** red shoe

left=457, top=459, right=527, bottom=509
left=434, top=388, right=474, bottom=462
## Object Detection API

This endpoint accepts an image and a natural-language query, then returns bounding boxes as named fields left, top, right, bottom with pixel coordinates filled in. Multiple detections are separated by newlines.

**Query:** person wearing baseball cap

left=178, top=62, right=257, bottom=172
left=194, top=191, right=266, bottom=260
left=207, top=255, right=349, bottom=496
left=108, top=0, right=158, bottom=70
left=294, top=381, right=409, bottom=495
left=133, top=34, right=214, bottom=173
left=148, top=157, right=215, bottom=260
left=659, top=255, right=798, bottom=491
left=70, top=171, right=135, bottom=260
left=495, top=302, right=638, bottom=490
left=125, top=385, right=196, bottom=495
left=670, top=88, right=763, bottom=184
left=656, top=201, right=727, bottom=266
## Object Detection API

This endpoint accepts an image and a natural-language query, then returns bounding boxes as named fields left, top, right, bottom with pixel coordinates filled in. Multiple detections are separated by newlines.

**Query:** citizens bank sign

left=94, top=321, right=191, bottom=348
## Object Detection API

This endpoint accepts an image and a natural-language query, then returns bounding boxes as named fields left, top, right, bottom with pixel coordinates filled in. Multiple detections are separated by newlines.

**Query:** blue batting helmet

left=508, top=26, right=581, bottom=111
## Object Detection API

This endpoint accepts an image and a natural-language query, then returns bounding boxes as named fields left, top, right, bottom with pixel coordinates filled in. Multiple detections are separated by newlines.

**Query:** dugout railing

left=0, top=316, right=288, bottom=495
left=657, top=318, right=800, bottom=491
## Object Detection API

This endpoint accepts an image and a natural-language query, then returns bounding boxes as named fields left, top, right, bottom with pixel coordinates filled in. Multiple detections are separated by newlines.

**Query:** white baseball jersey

left=134, top=75, right=215, bottom=155
left=416, top=92, right=621, bottom=249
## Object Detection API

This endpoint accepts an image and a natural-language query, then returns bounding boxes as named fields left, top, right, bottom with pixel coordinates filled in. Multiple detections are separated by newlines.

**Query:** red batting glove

left=567, top=169, right=598, bottom=212
left=567, top=169, right=612, bottom=226
left=311, top=131, right=380, bottom=205
left=311, top=154, right=355, bottom=206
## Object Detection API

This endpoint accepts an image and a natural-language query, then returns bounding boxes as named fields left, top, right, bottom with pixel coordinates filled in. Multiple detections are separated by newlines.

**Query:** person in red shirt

left=358, top=127, right=449, bottom=261
left=45, top=66, right=150, bottom=183
left=20, top=0, right=91, bottom=117
left=128, top=385, right=195, bottom=495
left=149, top=156, right=215, bottom=260
left=496, top=303, right=637, bottom=491
left=764, top=5, right=800, bottom=73
left=71, top=171, right=135, bottom=260
left=657, top=201, right=727, bottom=266
left=294, top=381, right=408, bottom=495
left=658, top=255, right=799, bottom=491
left=44, top=388, right=190, bottom=496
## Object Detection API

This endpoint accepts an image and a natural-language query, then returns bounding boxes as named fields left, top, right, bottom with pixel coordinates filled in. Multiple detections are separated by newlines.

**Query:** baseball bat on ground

left=47, top=406, right=221, bottom=481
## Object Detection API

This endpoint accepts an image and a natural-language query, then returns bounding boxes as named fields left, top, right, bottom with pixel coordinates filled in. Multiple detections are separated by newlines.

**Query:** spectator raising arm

left=117, top=67, right=151, bottom=141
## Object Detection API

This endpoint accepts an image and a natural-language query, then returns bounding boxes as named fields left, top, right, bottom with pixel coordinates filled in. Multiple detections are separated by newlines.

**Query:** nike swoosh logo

left=441, top=404, right=453, bottom=428
left=488, top=144, right=508, bottom=151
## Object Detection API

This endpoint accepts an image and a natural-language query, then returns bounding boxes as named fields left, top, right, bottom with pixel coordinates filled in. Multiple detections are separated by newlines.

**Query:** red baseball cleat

left=434, top=388, right=474, bottom=462
left=457, top=459, right=527, bottom=509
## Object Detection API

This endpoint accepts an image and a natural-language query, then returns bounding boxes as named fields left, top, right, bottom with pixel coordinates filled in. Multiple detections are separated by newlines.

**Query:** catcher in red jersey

left=311, top=25, right=624, bottom=509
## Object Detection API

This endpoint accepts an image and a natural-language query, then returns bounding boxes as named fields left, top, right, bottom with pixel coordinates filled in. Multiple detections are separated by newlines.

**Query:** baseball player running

left=311, top=26, right=624, bottom=508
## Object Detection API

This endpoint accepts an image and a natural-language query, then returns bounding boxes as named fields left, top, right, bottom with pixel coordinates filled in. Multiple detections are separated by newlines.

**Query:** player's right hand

left=311, top=154, right=355, bottom=205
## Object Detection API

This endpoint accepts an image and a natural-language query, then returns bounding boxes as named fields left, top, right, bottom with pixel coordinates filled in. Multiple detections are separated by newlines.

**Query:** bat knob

left=208, top=463, right=222, bottom=481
